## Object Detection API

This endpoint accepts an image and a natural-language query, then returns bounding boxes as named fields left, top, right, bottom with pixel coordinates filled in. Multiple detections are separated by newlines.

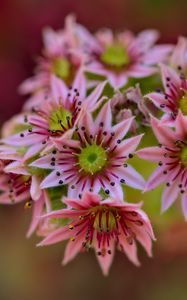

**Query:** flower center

left=179, top=94, right=187, bottom=115
left=52, top=58, right=71, bottom=80
left=49, top=106, right=72, bottom=132
left=180, top=146, right=187, bottom=165
left=78, top=144, right=107, bottom=174
left=93, top=207, right=118, bottom=232
left=100, top=43, right=130, bottom=68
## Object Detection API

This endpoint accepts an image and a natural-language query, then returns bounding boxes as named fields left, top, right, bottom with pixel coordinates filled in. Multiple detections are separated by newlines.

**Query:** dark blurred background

left=1, top=1, right=187, bottom=299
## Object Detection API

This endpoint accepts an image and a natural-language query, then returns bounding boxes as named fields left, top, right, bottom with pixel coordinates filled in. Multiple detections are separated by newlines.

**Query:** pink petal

left=108, top=72, right=128, bottom=88
left=42, top=27, right=63, bottom=56
left=81, top=192, right=101, bottom=207
left=30, top=175, right=42, bottom=201
left=67, top=182, right=88, bottom=198
left=62, top=234, right=85, bottom=265
left=146, top=92, right=170, bottom=112
left=151, top=116, right=176, bottom=146
left=128, top=64, right=157, bottom=78
left=137, top=210, right=156, bottom=240
left=30, top=155, right=53, bottom=169
left=38, top=226, right=71, bottom=246
left=96, top=29, right=113, bottom=46
left=96, top=242, right=115, bottom=276
left=78, top=111, right=96, bottom=137
left=41, top=208, right=85, bottom=219
left=132, top=225, right=153, bottom=257
left=160, top=113, right=174, bottom=126
left=142, top=45, right=173, bottom=65
left=29, top=114, right=48, bottom=128
left=40, top=170, right=69, bottom=189
left=44, top=190, right=52, bottom=213
left=104, top=200, right=142, bottom=210
left=51, top=74, right=68, bottom=103
left=2, top=132, right=44, bottom=147
left=175, top=111, right=187, bottom=139
left=161, top=181, right=179, bottom=212
left=130, top=30, right=159, bottom=52
left=26, top=194, right=44, bottom=238
left=170, top=37, right=187, bottom=69
left=119, top=232, right=140, bottom=266
left=76, top=23, right=99, bottom=50
left=85, top=62, right=107, bottom=77
left=145, top=167, right=166, bottom=191
left=19, top=76, right=43, bottom=94
left=4, top=161, right=30, bottom=175
left=83, top=81, right=107, bottom=112
left=72, top=69, right=86, bottom=99
left=67, top=177, right=99, bottom=199
left=23, top=90, right=46, bottom=111
left=116, top=134, right=143, bottom=156
left=107, top=182, right=124, bottom=201
left=116, top=165, right=145, bottom=190
left=0, top=146, right=21, bottom=161
left=137, top=146, right=165, bottom=162
left=64, top=197, right=90, bottom=209
left=112, top=117, right=134, bottom=141
left=53, top=137, right=80, bottom=151
left=95, top=101, right=112, bottom=130
left=160, top=63, right=181, bottom=93
left=118, top=30, right=134, bottom=45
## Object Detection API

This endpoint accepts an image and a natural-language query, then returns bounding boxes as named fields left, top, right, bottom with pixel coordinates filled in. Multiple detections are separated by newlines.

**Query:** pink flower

left=137, top=113, right=187, bottom=219
left=31, top=102, right=145, bottom=200
left=0, top=165, right=50, bottom=237
left=38, top=192, right=155, bottom=276
left=78, top=27, right=172, bottom=88
left=3, top=80, right=106, bottom=159
left=0, top=146, right=51, bottom=237
left=111, top=85, right=152, bottom=133
left=19, top=16, right=87, bottom=111
left=146, top=64, right=187, bottom=125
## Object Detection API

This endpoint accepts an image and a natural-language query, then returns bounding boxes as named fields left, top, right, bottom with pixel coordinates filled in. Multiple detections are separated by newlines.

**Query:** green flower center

left=52, top=58, right=71, bottom=80
left=180, top=146, right=187, bottom=165
left=49, top=106, right=72, bottom=132
left=100, top=43, right=130, bottom=68
left=78, top=144, right=107, bottom=174
left=93, top=207, right=118, bottom=232
left=179, top=94, right=187, bottom=115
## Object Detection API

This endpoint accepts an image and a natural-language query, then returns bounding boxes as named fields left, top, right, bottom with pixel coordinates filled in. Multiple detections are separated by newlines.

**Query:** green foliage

left=47, top=185, right=67, bottom=211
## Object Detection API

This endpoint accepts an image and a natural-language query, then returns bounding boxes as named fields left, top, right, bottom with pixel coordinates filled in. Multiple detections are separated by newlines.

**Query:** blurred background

left=1, top=0, right=187, bottom=299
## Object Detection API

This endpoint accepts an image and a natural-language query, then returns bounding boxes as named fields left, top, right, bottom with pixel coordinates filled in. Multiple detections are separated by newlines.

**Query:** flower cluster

left=1, top=15, right=187, bottom=275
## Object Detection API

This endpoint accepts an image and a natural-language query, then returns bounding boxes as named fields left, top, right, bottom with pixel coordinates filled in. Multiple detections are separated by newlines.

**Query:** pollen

left=24, top=201, right=32, bottom=209
left=68, top=224, right=74, bottom=230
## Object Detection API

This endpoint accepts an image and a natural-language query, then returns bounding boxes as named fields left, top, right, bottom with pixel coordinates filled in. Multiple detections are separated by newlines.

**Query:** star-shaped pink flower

left=38, top=192, right=155, bottom=275
left=137, top=113, right=187, bottom=219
